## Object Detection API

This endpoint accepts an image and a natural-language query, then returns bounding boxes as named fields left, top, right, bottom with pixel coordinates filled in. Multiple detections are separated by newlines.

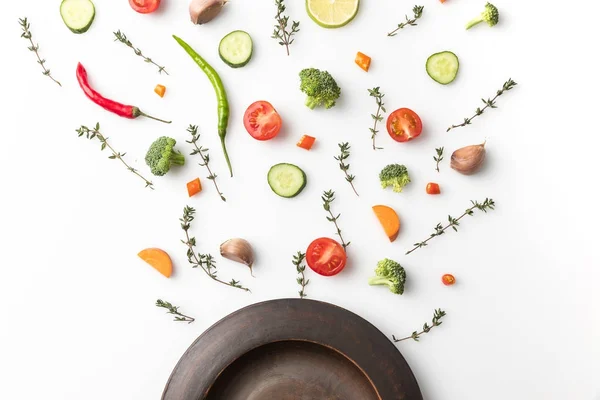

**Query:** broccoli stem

left=305, top=97, right=319, bottom=110
left=368, top=276, right=392, bottom=286
left=170, top=152, right=185, bottom=165
left=465, top=17, right=484, bottom=30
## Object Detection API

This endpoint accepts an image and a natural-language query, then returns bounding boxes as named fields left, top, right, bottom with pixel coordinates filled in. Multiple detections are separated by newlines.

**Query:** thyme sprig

left=156, top=299, right=195, bottom=323
left=181, top=206, right=250, bottom=292
left=322, top=190, right=350, bottom=251
left=19, top=18, right=61, bottom=86
left=406, top=198, right=495, bottom=255
left=434, top=147, right=444, bottom=172
left=387, top=5, right=424, bottom=37
left=272, top=0, right=300, bottom=56
left=335, top=143, right=359, bottom=196
left=293, top=252, right=309, bottom=298
left=76, top=123, right=154, bottom=189
left=113, top=30, right=168, bottom=75
left=447, top=78, right=517, bottom=132
left=368, top=87, right=386, bottom=150
left=392, top=309, right=446, bottom=342
left=186, top=125, right=226, bottom=202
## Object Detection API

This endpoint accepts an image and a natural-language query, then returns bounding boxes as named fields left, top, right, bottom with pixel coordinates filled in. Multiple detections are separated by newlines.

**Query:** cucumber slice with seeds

left=60, top=0, right=96, bottom=34
left=426, top=51, right=459, bottom=85
left=219, top=30, right=253, bottom=68
left=268, top=163, right=307, bottom=198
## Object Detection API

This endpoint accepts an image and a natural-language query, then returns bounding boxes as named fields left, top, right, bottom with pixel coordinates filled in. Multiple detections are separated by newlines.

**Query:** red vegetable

left=387, top=108, right=422, bottom=142
left=442, top=274, right=456, bottom=286
left=297, top=135, right=316, bottom=150
left=129, top=0, right=161, bottom=14
left=306, top=238, right=347, bottom=276
left=76, top=63, right=171, bottom=124
left=243, top=101, right=282, bottom=141
left=426, top=182, right=441, bottom=195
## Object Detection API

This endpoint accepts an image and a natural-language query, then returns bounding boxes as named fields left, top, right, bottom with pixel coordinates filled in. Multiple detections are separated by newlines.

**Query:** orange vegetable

left=426, top=182, right=441, bottom=195
left=442, top=274, right=456, bottom=286
left=154, top=84, right=166, bottom=98
left=372, top=205, right=401, bottom=242
left=355, top=52, right=371, bottom=72
left=138, top=248, right=173, bottom=278
left=187, top=178, right=202, bottom=197
left=297, top=135, right=316, bottom=150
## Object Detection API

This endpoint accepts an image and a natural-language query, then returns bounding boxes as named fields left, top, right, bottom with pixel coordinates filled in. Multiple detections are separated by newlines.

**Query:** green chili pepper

left=173, top=35, right=233, bottom=177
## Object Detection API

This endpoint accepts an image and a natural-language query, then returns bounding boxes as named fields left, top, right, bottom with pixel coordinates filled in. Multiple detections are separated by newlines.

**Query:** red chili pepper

left=76, top=63, right=171, bottom=124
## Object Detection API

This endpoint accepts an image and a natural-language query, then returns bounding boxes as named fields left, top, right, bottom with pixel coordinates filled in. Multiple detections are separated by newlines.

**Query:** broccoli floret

left=465, top=2, right=499, bottom=30
left=368, top=258, right=406, bottom=295
left=299, top=68, right=341, bottom=110
left=379, top=164, right=411, bottom=193
left=145, top=136, right=185, bottom=176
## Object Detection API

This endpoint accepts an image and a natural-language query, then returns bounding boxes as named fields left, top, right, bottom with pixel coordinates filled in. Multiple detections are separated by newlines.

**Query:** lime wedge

left=306, top=0, right=360, bottom=28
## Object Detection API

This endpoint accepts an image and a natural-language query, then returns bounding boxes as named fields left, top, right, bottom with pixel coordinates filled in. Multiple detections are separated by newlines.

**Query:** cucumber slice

left=219, top=31, right=253, bottom=68
left=426, top=51, right=459, bottom=85
left=268, top=163, right=307, bottom=198
left=60, top=0, right=96, bottom=34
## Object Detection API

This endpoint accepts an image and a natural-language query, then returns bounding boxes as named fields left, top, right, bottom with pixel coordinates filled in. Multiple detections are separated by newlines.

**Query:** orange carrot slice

left=187, top=178, right=202, bottom=197
left=154, top=84, right=166, bottom=98
left=297, top=135, right=316, bottom=150
left=355, top=52, right=371, bottom=72
left=138, top=248, right=173, bottom=278
left=372, top=205, right=401, bottom=242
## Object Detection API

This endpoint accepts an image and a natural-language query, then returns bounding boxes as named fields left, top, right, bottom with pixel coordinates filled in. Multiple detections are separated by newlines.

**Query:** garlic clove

left=189, top=0, right=227, bottom=25
left=220, top=238, right=255, bottom=276
left=451, top=143, right=486, bottom=175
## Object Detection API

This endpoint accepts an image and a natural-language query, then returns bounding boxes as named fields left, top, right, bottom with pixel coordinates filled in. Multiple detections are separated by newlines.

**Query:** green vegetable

left=426, top=51, right=459, bottom=85
left=173, top=35, right=233, bottom=177
left=145, top=137, right=185, bottom=176
left=268, top=163, right=307, bottom=198
left=379, top=164, right=411, bottom=193
left=299, top=68, right=341, bottom=109
left=60, top=0, right=96, bottom=34
left=219, top=30, right=253, bottom=68
left=368, top=258, right=406, bottom=295
left=465, top=2, right=499, bottom=30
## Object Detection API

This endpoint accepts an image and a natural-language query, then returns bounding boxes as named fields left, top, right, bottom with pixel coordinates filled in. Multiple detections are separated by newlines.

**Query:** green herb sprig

left=181, top=206, right=250, bottom=292
left=387, top=5, right=424, bottom=37
left=293, top=252, right=309, bottom=298
left=392, top=309, right=446, bottom=342
left=114, top=30, right=168, bottom=75
left=406, top=198, right=495, bottom=255
left=434, top=147, right=444, bottom=172
left=272, top=0, right=300, bottom=56
left=76, top=123, right=154, bottom=189
left=447, top=78, right=517, bottom=132
left=322, top=190, right=350, bottom=251
left=368, top=87, right=386, bottom=150
left=335, top=142, right=359, bottom=196
left=156, top=299, right=195, bottom=323
left=19, top=18, right=61, bottom=86
left=186, top=125, right=226, bottom=202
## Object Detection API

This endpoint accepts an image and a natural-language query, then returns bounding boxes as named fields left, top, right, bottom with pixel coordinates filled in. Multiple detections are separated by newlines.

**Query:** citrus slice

left=306, top=0, right=360, bottom=28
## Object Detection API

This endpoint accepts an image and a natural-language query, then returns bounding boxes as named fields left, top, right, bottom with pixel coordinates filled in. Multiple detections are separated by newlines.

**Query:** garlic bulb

left=451, top=142, right=486, bottom=175
left=220, top=238, right=255, bottom=276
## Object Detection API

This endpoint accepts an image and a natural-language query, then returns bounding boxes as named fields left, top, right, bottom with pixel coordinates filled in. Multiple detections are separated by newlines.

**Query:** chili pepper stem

left=220, top=138, right=233, bottom=177
left=136, top=109, right=172, bottom=124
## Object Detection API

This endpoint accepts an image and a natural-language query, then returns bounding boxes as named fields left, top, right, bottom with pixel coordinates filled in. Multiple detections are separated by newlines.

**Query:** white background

left=1, top=0, right=599, bottom=399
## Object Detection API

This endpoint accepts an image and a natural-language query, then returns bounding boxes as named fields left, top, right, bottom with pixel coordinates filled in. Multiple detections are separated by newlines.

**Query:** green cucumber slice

left=268, top=163, right=307, bottom=198
left=426, top=51, right=459, bottom=85
left=60, top=0, right=96, bottom=34
left=219, top=30, right=253, bottom=68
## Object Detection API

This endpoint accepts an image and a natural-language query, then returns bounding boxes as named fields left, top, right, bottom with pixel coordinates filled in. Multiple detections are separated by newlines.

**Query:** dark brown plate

left=162, top=299, right=423, bottom=400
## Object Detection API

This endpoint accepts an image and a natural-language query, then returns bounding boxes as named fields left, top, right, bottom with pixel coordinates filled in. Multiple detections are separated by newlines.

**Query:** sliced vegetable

left=154, top=84, right=166, bottom=98
left=297, top=135, right=316, bottom=150
left=190, top=0, right=227, bottom=25
left=267, top=163, right=307, bottom=198
left=306, top=237, right=347, bottom=276
left=426, top=182, right=440, bottom=195
left=187, top=178, right=202, bottom=197
left=372, top=205, right=400, bottom=242
left=442, top=274, right=456, bottom=286
left=129, top=0, right=161, bottom=14
left=306, top=0, right=360, bottom=28
left=426, top=51, right=459, bottom=85
left=243, top=101, right=282, bottom=141
left=355, top=52, right=371, bottom=72
left=60, top=0, right=95, bottom=34
left=138, top=248, right=173, bottom=278
left=219, top=30, right=253, bottom=68
left=387, top=108, right=422, bottom=142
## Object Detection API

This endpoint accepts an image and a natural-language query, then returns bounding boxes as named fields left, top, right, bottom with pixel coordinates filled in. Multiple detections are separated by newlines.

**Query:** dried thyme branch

left=322, top=190, right=350, bottom=251
left=293, top=251, right=309, bottom=298
left=156, top=299, right=195, bottom=323
left=114, top=30, right=168, bottom=75
left=186, top=125, right=226, bottom=201
left=19, top=18, right=61, bottom=86
left=392, top=309, right=445, bottom=342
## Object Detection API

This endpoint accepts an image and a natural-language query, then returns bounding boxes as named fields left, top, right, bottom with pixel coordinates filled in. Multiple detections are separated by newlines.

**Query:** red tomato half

left=306, top=238, right=347, bottom=276
left=243, top=101, right=282, bottom=141
left=129, top=0, right=161, bottom=14
left=387, top=108, right=423, bottom=142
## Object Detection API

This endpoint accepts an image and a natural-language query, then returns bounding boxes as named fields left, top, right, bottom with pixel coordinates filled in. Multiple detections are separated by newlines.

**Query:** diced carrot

left=355, top=52, right=371, bottom=72
left=138, top=248, right=173, bottom=278
left=440, top=0, right=446, bottom=3
left=426, top=182, right=441, bottom=195
left=154, top=84, right=166, bottom=98
left=297, top=135, right=316, bottom=150
left=372, top=205, right=401, bottom=242
left=187, top=178, right=202, bottom=197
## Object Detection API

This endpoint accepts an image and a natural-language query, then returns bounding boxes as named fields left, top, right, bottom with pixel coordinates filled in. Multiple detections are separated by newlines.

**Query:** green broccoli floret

left=368, top=258, right=406, bottom=295
left=465, top=2, right=499, bottom=30
left=145, top=136, right=185, bottom=176
left=379, top=164, right=411, bottom=193
left=299, top=68, right=341, bottom=110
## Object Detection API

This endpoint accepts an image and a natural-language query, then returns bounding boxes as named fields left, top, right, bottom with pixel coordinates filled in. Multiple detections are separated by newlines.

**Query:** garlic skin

left=220, top=238, right=255, bottom=276
left=451, top=143, right=486, bottom=175
left=189, top=0, right=227, bottom=25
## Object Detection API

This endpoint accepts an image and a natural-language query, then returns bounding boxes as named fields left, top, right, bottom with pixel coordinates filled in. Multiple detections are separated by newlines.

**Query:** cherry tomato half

left=306, top=238, right=347, bottom=276
left=243, top=101, right=283, bottom=141
left=387, top=108, right=423, bottom=142
left=442, top=274, right=456, bottom=286
left=129, top=0, right=161, bottom=14
left=426, top=182, right=441, bottom=195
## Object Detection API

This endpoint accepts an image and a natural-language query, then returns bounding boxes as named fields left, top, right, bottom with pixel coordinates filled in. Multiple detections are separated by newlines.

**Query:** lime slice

left=306, top=0, right=360, bottom=28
